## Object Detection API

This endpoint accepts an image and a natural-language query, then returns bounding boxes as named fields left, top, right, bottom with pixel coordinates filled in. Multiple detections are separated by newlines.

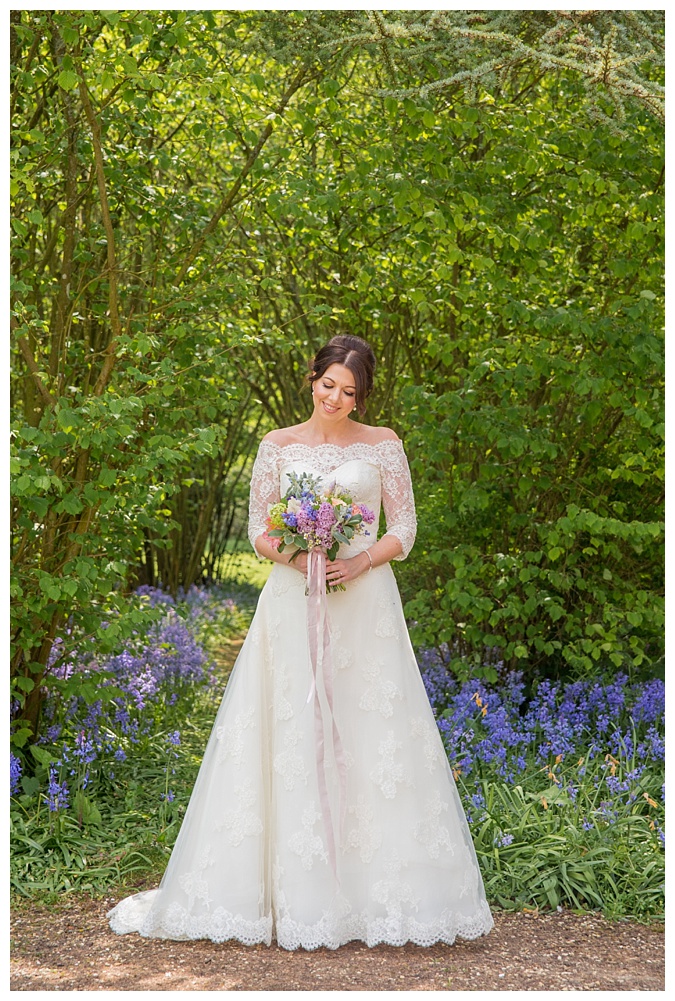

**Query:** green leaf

left=30, top=745, right=57, bottom=767
left=20, top=776, right=40, bottom=797
left=57, top=69, right=79, bottom=92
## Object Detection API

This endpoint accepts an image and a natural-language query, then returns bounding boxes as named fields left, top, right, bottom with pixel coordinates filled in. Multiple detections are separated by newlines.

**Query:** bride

left=108, top=334, right=494, bottom=950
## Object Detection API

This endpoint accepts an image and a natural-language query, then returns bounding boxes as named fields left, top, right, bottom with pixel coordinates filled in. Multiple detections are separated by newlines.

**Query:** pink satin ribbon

left=306, top=548, right=348, bottom=881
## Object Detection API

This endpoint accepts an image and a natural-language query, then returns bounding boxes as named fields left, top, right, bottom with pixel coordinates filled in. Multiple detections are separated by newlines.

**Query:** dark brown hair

left=308, top=335, right=376, bottom=417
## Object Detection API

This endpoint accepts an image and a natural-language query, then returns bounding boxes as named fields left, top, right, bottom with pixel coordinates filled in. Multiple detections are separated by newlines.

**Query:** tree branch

left=14, top=324, right=55, bottom=411
left=76, top=60, right=123, bottom=397
left=175, top=63, right=313, bottom=285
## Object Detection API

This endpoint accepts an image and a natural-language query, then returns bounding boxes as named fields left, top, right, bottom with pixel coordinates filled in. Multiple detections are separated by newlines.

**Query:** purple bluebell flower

left=135, top=585, right=175, bottom=607
left=73, top=730, right=98, bottom=765
left=10, top=753, right=22, bottom=796
left=45, top=765, right=69, bottom=812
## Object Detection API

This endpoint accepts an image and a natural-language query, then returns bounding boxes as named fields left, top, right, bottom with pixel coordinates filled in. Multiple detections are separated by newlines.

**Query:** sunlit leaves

left=9, top=9, right=664, bottom=737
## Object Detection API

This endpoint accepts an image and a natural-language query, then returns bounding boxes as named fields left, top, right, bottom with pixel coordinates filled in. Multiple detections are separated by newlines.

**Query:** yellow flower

left=267, top=502, right=286, bottom=530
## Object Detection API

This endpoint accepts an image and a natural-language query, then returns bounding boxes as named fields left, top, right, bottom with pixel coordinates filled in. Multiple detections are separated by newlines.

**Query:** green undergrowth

left=10, top=682, right=218, bottom=899
left=10, top=572, right=664, bottom=923
left=468, top=780, right=663, bottom=922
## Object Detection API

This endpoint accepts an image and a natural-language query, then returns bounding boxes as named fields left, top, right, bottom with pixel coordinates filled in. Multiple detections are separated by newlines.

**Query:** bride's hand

left=289, top=551, right=308, bottom=576
left=326, top=552, right=370, bottom=586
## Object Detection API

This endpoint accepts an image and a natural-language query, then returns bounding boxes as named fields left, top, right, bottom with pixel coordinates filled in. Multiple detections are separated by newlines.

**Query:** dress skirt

left=108, top=559, right=494, bottom=950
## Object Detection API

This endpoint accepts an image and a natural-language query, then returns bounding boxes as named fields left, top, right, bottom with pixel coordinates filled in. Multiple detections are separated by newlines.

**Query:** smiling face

left=311, top=363, right=357, bottom=420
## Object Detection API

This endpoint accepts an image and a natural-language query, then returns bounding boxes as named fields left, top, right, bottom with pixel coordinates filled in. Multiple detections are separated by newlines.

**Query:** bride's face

left=312, top=363, right=357, bottom=419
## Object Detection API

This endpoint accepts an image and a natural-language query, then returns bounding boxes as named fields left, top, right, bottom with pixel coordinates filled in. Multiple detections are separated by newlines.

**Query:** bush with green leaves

left=11, top=9, right=663, bottom=757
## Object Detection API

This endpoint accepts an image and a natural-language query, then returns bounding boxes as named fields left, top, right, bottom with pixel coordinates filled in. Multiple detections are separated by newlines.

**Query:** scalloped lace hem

left=108, top=894, right=493, bottom=951
left=108, top=894, right=274, bottom=946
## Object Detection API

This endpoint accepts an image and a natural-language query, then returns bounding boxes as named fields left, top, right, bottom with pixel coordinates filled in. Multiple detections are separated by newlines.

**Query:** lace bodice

left=247, top=439, right=417, bottom=562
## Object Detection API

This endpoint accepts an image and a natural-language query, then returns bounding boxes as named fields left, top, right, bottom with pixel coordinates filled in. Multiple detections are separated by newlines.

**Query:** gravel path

left=10, top=895, right=664, bottom=991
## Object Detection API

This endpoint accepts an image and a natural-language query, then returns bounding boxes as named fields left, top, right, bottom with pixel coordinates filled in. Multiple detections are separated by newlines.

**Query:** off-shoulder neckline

left=261, top=438, right=403, bottom=450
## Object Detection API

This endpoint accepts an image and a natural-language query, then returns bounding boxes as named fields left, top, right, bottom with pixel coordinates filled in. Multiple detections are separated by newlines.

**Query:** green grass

left=215, top=550, right=273, bottom=591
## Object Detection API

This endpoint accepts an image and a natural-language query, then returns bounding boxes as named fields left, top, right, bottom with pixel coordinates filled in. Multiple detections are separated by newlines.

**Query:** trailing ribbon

left=306, top=548, right=348, bottom=881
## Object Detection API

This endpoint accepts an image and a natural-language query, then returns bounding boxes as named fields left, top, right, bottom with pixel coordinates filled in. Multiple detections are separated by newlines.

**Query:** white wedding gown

left=108, top=439, right=493, bottom=950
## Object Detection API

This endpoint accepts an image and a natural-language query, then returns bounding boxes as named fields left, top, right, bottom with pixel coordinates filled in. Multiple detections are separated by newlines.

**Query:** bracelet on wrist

left=364, top=550, right=373, bottom=573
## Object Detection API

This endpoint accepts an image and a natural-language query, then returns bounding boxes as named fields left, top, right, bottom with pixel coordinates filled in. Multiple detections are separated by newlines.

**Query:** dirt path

left=10, top=895, right=664, bottom=991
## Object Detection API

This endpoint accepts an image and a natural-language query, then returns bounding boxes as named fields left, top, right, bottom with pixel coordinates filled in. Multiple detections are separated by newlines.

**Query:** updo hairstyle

left=308, top=335, right=376, bottom=417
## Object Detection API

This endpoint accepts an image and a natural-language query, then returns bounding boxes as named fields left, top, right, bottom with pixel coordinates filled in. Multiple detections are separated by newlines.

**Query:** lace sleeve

left=380, top=440, right=417, bottom=561
left=247, top=440, right=281, bottom=557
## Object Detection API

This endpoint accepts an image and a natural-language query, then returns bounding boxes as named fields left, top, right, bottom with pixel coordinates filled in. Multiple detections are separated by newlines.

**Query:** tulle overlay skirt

left=108, top=560, right=493, bottom=950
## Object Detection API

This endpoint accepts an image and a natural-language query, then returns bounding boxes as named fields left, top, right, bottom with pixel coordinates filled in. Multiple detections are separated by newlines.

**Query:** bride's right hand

left=289, top=551, right=308, bottom=576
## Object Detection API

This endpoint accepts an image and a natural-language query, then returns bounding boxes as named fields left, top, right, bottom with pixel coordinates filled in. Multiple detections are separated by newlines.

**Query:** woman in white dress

left=108, top=335, right=493, bottom=950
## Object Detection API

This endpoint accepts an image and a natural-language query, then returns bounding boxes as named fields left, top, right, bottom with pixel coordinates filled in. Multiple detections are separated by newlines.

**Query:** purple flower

left=358, top=504, right=375, bottom=523
left=45, top=765, right=69, bottom=812
left=316, top=502, right=336, bottom=530
left=10, top=753, right=22, bottom=796
left=297, top=504, right=318, bottom=533
left=73, top=730, right=98, bottom=765
left=418, top=652, right=665, bottom=782
left=166, top=730, right=181, bottom=747
left=135, top=585, right=176, bottom=607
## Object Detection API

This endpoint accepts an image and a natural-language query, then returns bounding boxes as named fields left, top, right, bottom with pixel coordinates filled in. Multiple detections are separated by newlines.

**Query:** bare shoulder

left=364, top=426, right=401, bottom=444
left=262, top=426, right=306, bottom=447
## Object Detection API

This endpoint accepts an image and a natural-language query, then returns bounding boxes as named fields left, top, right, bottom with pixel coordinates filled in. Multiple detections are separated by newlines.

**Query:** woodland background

left=10, top=9, right=664, bottom=746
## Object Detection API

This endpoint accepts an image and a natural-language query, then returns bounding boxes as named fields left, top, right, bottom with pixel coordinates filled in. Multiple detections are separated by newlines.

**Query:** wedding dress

left=108, top=439, right=493, bottom=950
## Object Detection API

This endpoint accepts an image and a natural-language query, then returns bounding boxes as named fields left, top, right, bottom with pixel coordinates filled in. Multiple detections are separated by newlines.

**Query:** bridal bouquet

left=264, top=471, right=375, bottom=592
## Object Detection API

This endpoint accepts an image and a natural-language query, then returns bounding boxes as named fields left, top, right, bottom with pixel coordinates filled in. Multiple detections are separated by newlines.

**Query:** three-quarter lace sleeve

left=247, top=440, right=281, bottom=557
left=380, top=439, right=417, bottom=561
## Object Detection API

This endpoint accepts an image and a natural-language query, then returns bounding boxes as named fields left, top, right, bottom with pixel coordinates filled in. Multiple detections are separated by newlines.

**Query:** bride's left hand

left=325, top=552, right=369, bottom=586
